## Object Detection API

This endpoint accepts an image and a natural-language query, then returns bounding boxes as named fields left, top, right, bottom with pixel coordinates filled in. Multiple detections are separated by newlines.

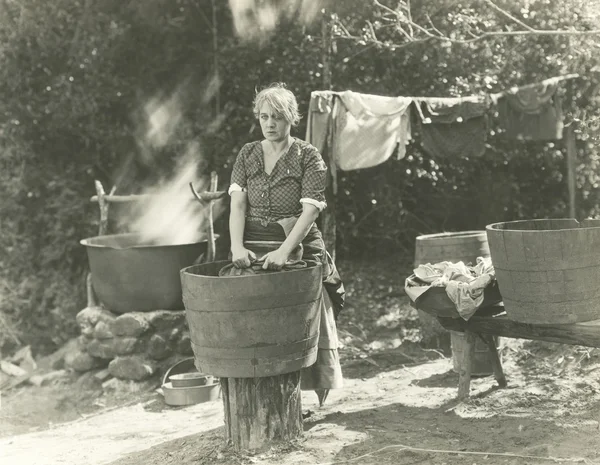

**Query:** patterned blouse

left=229, top=138, right=328, bottom=224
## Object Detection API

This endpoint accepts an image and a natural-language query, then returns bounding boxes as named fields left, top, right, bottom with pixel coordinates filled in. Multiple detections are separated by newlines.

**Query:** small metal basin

left=162, top=380, right=221, bottom=406
left=170, top=372, right=214, bottom=388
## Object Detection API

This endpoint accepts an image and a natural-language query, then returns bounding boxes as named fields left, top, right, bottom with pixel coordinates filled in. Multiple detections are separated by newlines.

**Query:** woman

left=228, top=82, right=345, bottom=406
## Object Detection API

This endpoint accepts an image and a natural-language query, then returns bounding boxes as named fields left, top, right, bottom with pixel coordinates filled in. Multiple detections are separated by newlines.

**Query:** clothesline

left=489, top=73, right=579, bottom=100
left=310, top=73, right=580, bottom=102
left=306, top=73, right=581, bottom=177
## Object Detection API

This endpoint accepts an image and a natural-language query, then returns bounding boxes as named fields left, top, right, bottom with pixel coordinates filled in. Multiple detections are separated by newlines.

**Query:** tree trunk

left=220, top=371, right=303, bottom=451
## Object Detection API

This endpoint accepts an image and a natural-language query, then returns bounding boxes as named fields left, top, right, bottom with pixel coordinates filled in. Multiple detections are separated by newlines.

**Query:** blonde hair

left=253, top=82, right=301, bottom=126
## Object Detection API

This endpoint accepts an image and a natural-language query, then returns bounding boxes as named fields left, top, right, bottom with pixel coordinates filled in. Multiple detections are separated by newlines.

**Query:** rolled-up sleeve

left=228, top=147, right=248, bottom=195
left=300, top=147, right=327, bottom=212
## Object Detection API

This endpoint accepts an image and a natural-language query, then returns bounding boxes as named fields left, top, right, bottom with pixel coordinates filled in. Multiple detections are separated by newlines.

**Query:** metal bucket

left=81, top=233, right=208, bottom=313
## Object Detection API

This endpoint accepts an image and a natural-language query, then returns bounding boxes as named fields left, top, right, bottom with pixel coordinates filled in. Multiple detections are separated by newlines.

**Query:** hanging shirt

left=414, top=96, right=489, bottom=159
left=306, top=91, right=335, bottom=154
left=494, top=77, right=564, bottom=140
left=333, top=91, right=412, bottom=171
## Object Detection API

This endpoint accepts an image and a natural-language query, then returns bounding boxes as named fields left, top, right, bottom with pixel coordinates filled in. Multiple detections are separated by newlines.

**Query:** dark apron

left=244, top=218, right=345, bottom=319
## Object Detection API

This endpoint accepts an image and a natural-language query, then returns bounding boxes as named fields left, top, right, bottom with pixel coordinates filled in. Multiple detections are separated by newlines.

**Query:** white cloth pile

left=405, top=257, right=495, bottom=320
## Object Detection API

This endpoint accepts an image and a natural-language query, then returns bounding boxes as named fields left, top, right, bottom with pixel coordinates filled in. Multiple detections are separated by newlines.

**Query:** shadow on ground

left=306, top=401, right=597, bottom=465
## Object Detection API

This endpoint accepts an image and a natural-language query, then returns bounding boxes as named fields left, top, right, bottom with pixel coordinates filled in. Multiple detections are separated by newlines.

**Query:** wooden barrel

left=180, top=261, right=322, bottom=378
left=413, top=231, right=493, bottom=367
left=487, top=219, right=600, bottom=324
left=414, top=231, right=490, bottom=267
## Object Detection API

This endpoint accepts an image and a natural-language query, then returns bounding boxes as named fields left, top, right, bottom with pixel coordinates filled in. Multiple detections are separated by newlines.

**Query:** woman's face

left=259, top=102, right=291, bottom=143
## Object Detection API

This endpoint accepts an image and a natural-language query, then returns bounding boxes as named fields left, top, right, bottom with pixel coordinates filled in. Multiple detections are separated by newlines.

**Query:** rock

left=93, top=321, right=114, bottom=340
left=0, top=361, right=28, bottom=377
left=176, top=332, right=193, bottom=355
left=86, top=339, right=116, bottom=359
left=111, top=313, right=151, bottom=337
left=101, top=376, right=153, bottom=393
left=113, top=337, right=143, bottom=356
left=29, top=370, right=70, bottom=387
left=169, top=327, right=182, bottom=342
left=65, top=350, right=105, bottom=372
left=9, top=345, right=37, bottom=372
left=80, top=325, right=94, bottom=338
left=36, top=337, right=81, bottom=371
left=76, top=370, right=104, bottom=393
left=108, top=355, right=157, bottom=381
left=76, top=306, right=117, bottom=327
left=94, top=368, right=112, bottom=382
left=86, top=337, right=141, bottom=359
left=147, top=310, right=186, bottom=331
left=78, top=335, right=93, bottom=351
left=147, top=334, right=174, bottom=360
left=76, top=306, right=116, bottom=337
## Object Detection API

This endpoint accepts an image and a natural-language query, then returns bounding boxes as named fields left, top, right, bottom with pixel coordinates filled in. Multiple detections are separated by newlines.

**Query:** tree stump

left=220, top=371, right=303, bottom=451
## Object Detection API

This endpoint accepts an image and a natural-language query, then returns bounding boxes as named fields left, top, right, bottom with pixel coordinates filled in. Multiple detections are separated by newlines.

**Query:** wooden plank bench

left=424, top=304, right=600, bottom=399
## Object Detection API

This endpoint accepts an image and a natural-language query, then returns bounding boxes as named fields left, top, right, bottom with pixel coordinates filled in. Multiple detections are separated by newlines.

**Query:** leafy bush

left=1, top=0, right=599, bottom=354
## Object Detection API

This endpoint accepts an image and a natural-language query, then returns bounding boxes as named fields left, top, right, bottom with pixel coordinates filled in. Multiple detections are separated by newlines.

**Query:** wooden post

left=94, top=180, right=109, bottom=236
left=221, top=372, right=303, bottom=451
left=566, top=125, right=577, bottom=218
left=480, top=334, right=507, bottom=388
left=319, top=12, right=337, bottom=260
left=457, top=330, right=476, bottom=400
left=87, top=180, right=113, bottom=307
left=86, top=273, right=97, bottom=307
left=207, top=171, right=218, bottom=262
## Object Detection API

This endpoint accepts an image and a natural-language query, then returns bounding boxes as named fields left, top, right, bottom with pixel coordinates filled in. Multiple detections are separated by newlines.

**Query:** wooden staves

left=486, top=218, right=600, bottom=324
left=414, top=230, right=490, bottom=268
left=180, top=261, right=324, bottom=451
left=180, top=261, right=322, bottom=378
left=413, top=230, right=491, bottom=349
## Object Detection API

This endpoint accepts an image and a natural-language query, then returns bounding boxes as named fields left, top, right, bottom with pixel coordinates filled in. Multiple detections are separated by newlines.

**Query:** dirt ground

left=2, top=258, right=600, bottom=465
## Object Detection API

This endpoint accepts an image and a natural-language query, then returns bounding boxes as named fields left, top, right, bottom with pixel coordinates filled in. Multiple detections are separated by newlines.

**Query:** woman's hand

left=262, top=248, right=290, bottom=271
left=231, top=246, right=256, bottom=269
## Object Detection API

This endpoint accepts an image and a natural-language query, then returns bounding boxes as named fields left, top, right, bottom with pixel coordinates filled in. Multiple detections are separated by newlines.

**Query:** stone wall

left=65, top=306, right=194, bottom=381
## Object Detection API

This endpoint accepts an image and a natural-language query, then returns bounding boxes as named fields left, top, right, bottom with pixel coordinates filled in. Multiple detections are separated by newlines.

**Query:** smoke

left=145, top=93, right=183, bottom=149
left=112, top=0, right=328, bottom=245
left=126, top=145, right=210, bottom=246
left=228, top=0, right=325, bottom=41
left=118, top=76, right=225, bottom=246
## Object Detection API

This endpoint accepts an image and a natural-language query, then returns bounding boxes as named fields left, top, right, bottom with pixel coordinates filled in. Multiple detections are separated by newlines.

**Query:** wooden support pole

left=221, top=372, right=303, bottom=451
left=480, top=334, right=507, bottom=388
left=94, top=180, right=109, bottom=236
left=566, top=125, right=577, bottom=218
left=90, top=191, right=226, bottom=204
left=457, top=330, right=476, bottom=400
left=86, top=273, right=97, bottom=307
left=319, top=12, right=337, bottom=260
left=207, top=171, right=218, bottom=263
left=87, top=180, right=113, bottom=308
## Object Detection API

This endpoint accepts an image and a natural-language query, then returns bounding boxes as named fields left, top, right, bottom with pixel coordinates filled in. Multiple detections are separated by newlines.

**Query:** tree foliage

left=1, top=0, right=600, bottom=354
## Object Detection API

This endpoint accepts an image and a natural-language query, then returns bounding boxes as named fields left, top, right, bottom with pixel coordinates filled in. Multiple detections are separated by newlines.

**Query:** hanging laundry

left=332, top=91, right=412, bottom=171
left=306, top=91, right=336, bottom=154
left=414, top=96, right=488, bottom=159
left=494, top=76, right=564, bottom=140
left=404, top=257, right=495, bottom=321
